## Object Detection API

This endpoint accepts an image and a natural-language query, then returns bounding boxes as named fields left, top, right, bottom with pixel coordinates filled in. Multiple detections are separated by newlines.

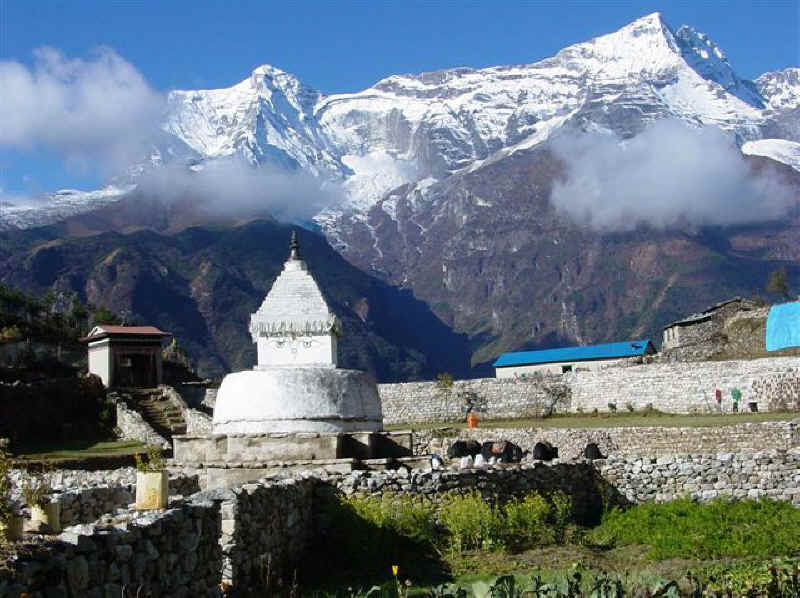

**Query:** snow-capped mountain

left=3, top=12, right=798, bottom=231
left=757, top=67, right=800, bottom=112
left=742, top=139, right=800, bottom=172
left=162, top=12, right=774, bottom=212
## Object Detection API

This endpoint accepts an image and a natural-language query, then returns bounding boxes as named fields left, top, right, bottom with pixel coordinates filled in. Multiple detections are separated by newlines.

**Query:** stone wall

left=754, top=372, right=800, bottom=411
left=414, top=420, right=799, bottom=461
left=8, top=468, right=201, bottom=528
left=567, top=357, right=800, bottom=414
left=598, top=451, right=800, bottom=505
left=0, top=478, right=315, bottom=597
left=0, top=495, right=223, bottom=598
left=216, top=477, right=314, bottom=590
left=3, top=451, right=800, bottom=596
left=184, top=406, right=213, bottom=435
left=114, top=400, right=170, bottom=447
left=378, top=356, right=800, bottom=424
left=328, top=450, right=800, bottom=510
left=379, top=376, right=570, bottom=424
left=328, top=461, right=614, bottom=525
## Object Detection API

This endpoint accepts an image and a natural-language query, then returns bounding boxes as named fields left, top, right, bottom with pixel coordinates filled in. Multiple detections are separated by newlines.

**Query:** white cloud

left=0, top=47, right=164, bottom=174
left=137, top=158, right=344, bottom=222
left=550, top=120, right=796, bottom=231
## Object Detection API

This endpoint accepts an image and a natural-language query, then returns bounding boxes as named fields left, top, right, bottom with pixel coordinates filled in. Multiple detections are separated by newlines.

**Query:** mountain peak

left=250, top=64, right=292, bottom=79
left=674, top=24, right=763, bottom=108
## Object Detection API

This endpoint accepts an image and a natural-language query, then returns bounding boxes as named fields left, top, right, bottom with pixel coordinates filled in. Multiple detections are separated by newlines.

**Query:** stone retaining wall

left=114, top=400, right=170, bottom=447
left=378, top=357, right=800, bottom=424
left=9, top=468, right=201, bottom=528
left=0, top=478, right=316, bottom=597
left=216, top=477, right=314, bottom=589
left=328, top=450, right=800, bottom=510
left=3, top=451, right=800, bottom=597
left=597, top=451, right=800, bottom=505
left=414, top=420, right=800, bottom=460
left=0, top=495, right=223, bottom=598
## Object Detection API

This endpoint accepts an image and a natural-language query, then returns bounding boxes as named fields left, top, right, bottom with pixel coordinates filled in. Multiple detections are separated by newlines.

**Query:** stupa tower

left=211, top=230, right=383, bottom=435
left=249, top=231, right=341, bottom=368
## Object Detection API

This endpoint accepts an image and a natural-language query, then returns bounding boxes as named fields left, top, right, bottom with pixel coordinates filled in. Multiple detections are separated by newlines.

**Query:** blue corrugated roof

left=493, top=339, right=653, bottom=367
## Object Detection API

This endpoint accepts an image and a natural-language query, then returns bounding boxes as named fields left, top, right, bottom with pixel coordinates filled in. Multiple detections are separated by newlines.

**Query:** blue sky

left=0, top=0, right=798, bottom=196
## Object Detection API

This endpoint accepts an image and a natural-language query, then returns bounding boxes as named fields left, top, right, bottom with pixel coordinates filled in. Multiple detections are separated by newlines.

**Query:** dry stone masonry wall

left=415, top=420, right=799, bottom=461
left=2, top=451, right=800, bottom=596
left=8, top=468, right=200, bottom=528
left=597, top=451, right=800, bottom=505
left=215, top=477, right=314, bottom=590
left=379, top=376, right=570, bottom=424
left=114, top=400, right=170, bottom=447
left=378, top=356, right=800, bottom=424
left=328, top=450, right=800, bottom=510
left=0, top=496, right=223, bottom=598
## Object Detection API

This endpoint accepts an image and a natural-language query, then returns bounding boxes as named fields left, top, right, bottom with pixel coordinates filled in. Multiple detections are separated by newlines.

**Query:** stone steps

left=134, top=396, right=187, bottom=439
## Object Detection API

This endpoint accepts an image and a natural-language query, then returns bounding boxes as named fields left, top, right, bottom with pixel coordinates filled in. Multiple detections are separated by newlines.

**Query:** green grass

left=589, top=498, right=800, bottom=560
left=13, top=439, right=147, bottom=461
left=304, top=493, right=800, bottom=596
left=385, top=410, right=798, bottom=431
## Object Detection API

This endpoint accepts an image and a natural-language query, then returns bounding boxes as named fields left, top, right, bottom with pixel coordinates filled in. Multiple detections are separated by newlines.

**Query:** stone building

left=493, top=339, right=655, bottom=378
left=81, top=325, right=171, bottom=387
left=661, top=297, right=764, bottom=361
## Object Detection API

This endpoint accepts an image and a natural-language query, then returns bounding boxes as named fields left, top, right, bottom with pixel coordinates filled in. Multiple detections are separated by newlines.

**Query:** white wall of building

left=663, top=325, right=681, bottom=350
left=88, top=340, right=113, bottom=387
left=496, top=357, right=629, bottom=378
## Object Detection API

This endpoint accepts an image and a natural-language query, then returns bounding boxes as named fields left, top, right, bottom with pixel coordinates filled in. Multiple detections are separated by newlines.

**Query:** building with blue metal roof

left=493, top=339, right=655, bottom=377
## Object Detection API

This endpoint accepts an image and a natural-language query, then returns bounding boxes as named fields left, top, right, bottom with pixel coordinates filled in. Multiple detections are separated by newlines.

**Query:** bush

left=439, top=491, right=502, bottom=552
left=436, top=372, right=454, bottom=390
left=345, top=494, right=437, bottom=546
left=502, top=494, right=552, bottom=550
left=589, top=498, right=800, bottom=560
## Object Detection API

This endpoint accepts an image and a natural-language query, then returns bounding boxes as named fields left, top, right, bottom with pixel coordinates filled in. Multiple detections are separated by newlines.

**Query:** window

left=561, top=365, right=573, bottom=373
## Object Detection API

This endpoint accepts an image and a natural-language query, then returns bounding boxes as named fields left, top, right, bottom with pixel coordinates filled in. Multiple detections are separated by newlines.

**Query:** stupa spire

left=289, top=230, right=300, bottom=261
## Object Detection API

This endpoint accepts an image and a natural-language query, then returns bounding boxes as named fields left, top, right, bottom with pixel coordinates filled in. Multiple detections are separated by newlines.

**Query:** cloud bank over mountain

left=0, top=47, right=164, bottom=174
left=549, top=120, right=796, bottom=231
left=137, top=158, right=344, bottom=222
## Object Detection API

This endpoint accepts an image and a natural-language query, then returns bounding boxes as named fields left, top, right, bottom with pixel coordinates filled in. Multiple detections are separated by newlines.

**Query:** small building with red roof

left=81, top=324, right=172, bottom=387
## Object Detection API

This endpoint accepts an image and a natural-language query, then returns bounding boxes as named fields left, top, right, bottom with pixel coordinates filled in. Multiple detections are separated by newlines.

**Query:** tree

left=90, top=307, right=121, bottom=326
left=766, top=267, right=791, bottom=300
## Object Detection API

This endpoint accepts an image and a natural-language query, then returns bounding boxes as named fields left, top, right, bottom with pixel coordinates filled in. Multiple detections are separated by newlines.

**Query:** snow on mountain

left=3, top=13, right=797, bottom=232
left=164, top=65, right=343, bottom=177
left=742, top=138, right=800, bottom=172
left=0, top=185, right=134, bottom=231
left=756, top=68, right=800, bottom=112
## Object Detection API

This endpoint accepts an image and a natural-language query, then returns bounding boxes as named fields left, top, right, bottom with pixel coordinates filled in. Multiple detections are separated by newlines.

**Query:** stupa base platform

left=173, top=430, right=419, bottom=488
left=194, top=455, right=432, bottom=489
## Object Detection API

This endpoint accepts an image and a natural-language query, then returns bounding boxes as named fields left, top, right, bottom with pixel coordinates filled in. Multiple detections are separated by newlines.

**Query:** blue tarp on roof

left=493, top=339, right=653, bottom=368
left=766, top=302, right=800, bottom=352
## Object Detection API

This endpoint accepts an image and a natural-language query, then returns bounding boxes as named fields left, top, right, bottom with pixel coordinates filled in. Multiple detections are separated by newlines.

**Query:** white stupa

left=212, top=231, right=383, bottom=434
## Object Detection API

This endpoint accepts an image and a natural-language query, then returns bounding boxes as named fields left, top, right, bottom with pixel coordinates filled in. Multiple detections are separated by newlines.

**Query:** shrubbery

left=0, top=375, right=113, bottom=446
left=338, top=490, right=572, bottom=557
left=588, top=497, right=800, bottom=560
